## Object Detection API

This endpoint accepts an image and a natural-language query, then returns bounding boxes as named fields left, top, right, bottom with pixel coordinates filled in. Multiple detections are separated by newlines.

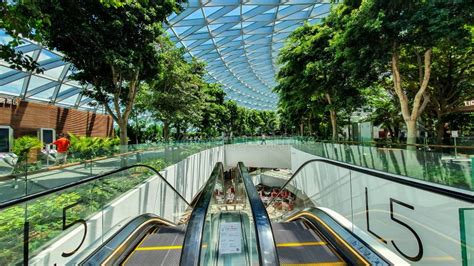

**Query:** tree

left=137, top=38, right=205, bottom=141
left=0, top=0, right=146, bottom=71
left=339, top=0, right=473, bottom=145
left=199, top=83, right=227, bottom=138
left=28, top=0, right=183, bottom=146
left=0, top=2, right=47, bottom=72
left=363, top=85, right=404, bottom=140
left=276, top=17, right=361, bottom=140
left=428, top=41, right=473, bottom=144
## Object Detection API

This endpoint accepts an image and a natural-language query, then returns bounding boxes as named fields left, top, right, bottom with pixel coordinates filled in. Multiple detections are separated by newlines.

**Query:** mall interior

left=0, top=1, right=473, bottom=265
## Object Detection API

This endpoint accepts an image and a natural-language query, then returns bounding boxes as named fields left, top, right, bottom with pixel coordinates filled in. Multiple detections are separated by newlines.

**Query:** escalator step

left=123, top=226, right=185, bottom=266
left=124, top=250, right=182, bottom=265
left=272, top=221, right=308, bottom=231
left=140, top=227, right=185, bottom=247
left=277, top=244, right=345, bottom=265
left=273, top=228, right=323, bottom=244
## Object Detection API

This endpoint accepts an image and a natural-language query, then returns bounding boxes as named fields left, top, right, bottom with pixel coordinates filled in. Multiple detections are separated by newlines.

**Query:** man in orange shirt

left=52, top=133, right=70, bottom=165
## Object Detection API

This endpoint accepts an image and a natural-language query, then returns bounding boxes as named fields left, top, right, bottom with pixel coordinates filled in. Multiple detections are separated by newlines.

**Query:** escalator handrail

left=180, top=162, right=224, bottom=266
left=268, top=158, right=474, bottom=207
left=0, top=164, right=191, bottom=210
left=237, top=162, right=280, bottom=266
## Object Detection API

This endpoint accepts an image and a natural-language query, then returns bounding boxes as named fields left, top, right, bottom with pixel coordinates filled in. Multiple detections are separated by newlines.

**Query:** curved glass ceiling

left=167, top=0, right=333, bottom=110
left=0, top=1, right=333, bottom=112
left=0, top=30, right=101, bottom=112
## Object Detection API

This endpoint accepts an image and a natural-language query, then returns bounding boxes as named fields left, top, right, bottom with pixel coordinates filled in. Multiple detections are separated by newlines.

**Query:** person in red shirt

left=52, top=133, right=70, bottom=165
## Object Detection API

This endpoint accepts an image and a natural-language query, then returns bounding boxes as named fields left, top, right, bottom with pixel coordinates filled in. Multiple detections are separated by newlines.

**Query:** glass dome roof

left=166, top=0, right=333, bottom=110
left=0, top=0, right=333, bottom=111
left=0, top=30, right=101, bottom=112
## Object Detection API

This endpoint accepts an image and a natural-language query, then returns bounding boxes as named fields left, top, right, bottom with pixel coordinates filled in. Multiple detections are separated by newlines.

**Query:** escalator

left=83, top=162, right=403, bottom=265
left=70, top=161, right=404, bottom=266
left=83, top=161, right=267, bottom=265
left=237, top=163, right=404, bottom=266
left=2, top=155, right=467, bottom=265
left=270, top=210, right=384, bottom=265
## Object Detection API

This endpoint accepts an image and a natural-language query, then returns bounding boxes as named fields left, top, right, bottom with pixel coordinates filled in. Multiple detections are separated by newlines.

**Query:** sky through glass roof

left=166, top=0, right=333, bottom=110
left=0, top=30, right=101, bottom=112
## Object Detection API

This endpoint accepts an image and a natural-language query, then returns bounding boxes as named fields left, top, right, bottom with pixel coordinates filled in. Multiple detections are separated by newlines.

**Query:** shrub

left=68, top=133, right=120, bottom=159
left=12, top=136, right=43, bottom=162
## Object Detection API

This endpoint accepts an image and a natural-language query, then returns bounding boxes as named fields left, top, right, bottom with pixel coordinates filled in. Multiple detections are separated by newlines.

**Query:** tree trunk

left=117, top=120, right=128, bottom=154
left=325, top=93, right=337, bottom=141
left=119, top=125, right=128, bottom=145
left=176, top=124, right=181, bottom=140
left=406, top=120, right=417, bottom=146
left=163, top=121, right=170, bottom=141
left=329, top=110, right=337, bottom=141
left=391, top=47, right=432, bottom=150
left=348, top=116, right=351, bottom=141
left=436, top=121, right=445, bottom=145
left=300, top=123, right=304, bottom=136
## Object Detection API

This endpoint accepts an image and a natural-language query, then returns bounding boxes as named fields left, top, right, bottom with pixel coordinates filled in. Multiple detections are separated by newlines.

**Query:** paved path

left=0, top=149, right=165, bottom=203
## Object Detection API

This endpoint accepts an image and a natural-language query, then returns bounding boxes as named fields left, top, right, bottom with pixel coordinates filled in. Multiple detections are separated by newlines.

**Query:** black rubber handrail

left=180, top=162, right=224, bottom=266
left=237, top=162, right=280, bottom=266
left=268, top=158, right=474, bottom=207
left=0, top=164, right=191, bottom=210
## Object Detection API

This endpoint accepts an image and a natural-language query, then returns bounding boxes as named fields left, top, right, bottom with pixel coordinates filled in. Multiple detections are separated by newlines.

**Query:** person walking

left=261, top=133, right=266, bottom=145
left=52, top=133, right=70, bottom=165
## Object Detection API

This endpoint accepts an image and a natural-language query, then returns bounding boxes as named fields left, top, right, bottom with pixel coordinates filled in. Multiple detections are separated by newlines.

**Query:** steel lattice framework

left=166, top=0, right=333, bottom=110
left=0, top=31, right=101, bottom=112
left=0, top=0, right=333, bottom=111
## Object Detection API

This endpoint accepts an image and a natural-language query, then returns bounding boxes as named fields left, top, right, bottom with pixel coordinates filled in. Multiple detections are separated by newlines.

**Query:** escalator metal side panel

left=287, top=208, right=401, bottom=265
left=317, top=207, right=408, bottom=266
left=80, top=214, right=176, bottom=266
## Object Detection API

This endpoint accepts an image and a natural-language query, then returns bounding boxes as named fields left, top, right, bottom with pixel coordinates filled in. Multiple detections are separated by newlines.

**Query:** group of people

left=214, top=185, right=237, bottom=204
left=257, top=186, right=295, bottom=211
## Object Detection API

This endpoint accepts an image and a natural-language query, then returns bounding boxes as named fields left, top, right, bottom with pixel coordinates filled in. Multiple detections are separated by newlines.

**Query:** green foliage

left=12, top=136, right=42, bottom=158
left=337, top=0, right=473, bottom=144
left=275, top=0, right=473, bottom=142
left=68, top=133, right=120, bottom=159
left=0, top=2, right=47, bottom=72
left=0, top=166, right=153, bottom=264
left=142, top=159, right=166, bottom=171
left=198, top=83, right=228, bottom=138
left=15, top=0, right=184, bottom=146
left=136, top=37, right=207, bottom=140
left=275, top=5, right=363, bottom=139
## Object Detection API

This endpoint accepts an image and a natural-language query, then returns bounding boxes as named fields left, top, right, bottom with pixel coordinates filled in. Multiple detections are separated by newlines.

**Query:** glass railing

left=0, top=164, right=190, bottom=265
left=292, top=142, right=473, bottom=191
left=266, top=158, right=474, bottom=265
left=0, top=141, right=222, bottom=203
left=1, top=137, right=470, bottom=203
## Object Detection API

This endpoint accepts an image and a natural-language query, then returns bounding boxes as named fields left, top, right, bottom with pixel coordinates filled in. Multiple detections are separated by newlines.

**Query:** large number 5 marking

left=61, top=201, right=87, bottom=257
left=390, top=198, right=423, bottom=262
